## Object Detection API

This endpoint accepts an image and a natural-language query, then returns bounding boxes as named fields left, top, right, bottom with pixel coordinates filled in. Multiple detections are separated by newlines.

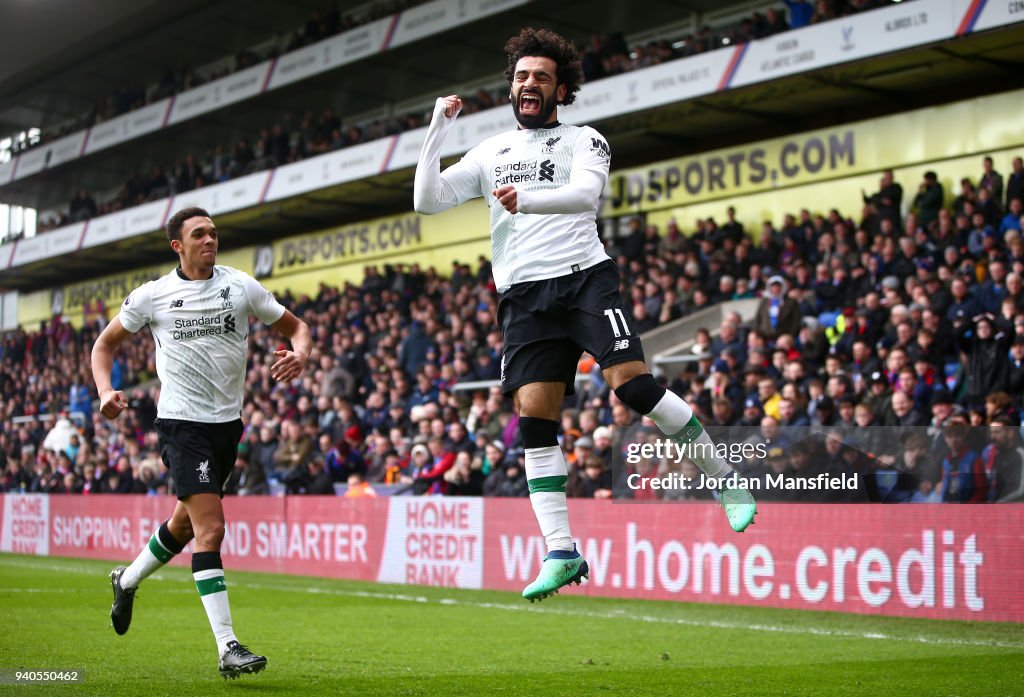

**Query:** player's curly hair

left=503, top=28, right=583, bottom=106
left=166, top=206, right=211, bottom=242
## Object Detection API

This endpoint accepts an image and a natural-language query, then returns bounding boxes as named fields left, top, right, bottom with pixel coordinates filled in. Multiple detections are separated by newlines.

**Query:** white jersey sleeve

left=240, top=272, right=286, bottom=325
left=117, top=282, right=155, bottom=333
left=413, top=99, right=486, bottom=214
left=517, top=131, right=607, bottom=214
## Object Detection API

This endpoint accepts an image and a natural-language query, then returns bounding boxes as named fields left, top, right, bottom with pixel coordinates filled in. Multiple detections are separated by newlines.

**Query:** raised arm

left=91, top=317, right=135, bottom=419
left=413, top=96, right=483, bottom=214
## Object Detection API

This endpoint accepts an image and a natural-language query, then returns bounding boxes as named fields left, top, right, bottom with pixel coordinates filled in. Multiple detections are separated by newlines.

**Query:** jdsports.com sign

left=1, top=495, right=1020, bottom=622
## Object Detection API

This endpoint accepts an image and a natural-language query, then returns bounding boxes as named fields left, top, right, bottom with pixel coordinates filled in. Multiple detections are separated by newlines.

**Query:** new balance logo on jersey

left=539, top=160, right=555, bottom=182
left=197, top=460, right=211, bottom=483
left=542, top=136, right=561, bottom=153
left=590, top=138, right=610, bottom=159
left=224, top=314, right=236, bottom=333
left=496, top=147, right=511, bottom=155
left=169, top=299, right=184, bottom=308
left=613, top=339, right=630, bottom=351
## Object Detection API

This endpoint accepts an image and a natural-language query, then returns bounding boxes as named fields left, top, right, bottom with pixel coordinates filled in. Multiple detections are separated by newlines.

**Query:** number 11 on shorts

left=604, top=308, right=630, bottom=337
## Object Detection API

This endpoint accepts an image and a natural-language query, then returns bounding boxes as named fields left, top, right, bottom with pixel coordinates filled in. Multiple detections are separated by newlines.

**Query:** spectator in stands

left=444, top=451, right=485, bottom=496
left=784, top=0, right=814, bottom=28
left=937, top=421, right=988, bottom=502
left=235, top=451, right=268, bottom=496
left=412, top=435, right=455, bottom=494
left=953, top=178, right=977, bottom=218
left=985, top=415, right=1024, bottom=502
left=754, top=275, right=800, bottom=340
left=274, top=420, right=314, bottom=476
left=1000, top=198, right=1023, bottom=236
left=1006, top=157, right=1024, bottom=209
left=488, top=452, right=529, bottom=498
left=577, top=457, right=613, bottom=499
left=980, top=156, right=1004, bottom=205
left=304, top=456, right=336, bottom=495
left=863, top=169, right=902, bottom=231
left=946, top=277, right=982, bottom=323
left=68, top=190, right=98, bottom=222
left=913, top=171, right=945, bottom=229
left=956, top=313, right=1014, bottom=407
left=344, top=471, right=377, bottom=498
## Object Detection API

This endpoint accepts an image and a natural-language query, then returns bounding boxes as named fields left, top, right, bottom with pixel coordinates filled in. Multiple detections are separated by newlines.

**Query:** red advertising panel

left=3, top=495, right=1021, bottom=622
left=484, top=500, right=1024, bottom=622
left=38, top=495, right=387, bottom=579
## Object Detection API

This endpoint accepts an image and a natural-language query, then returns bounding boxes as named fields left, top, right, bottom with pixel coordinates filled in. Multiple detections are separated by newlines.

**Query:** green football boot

left=719, top=482, right=757, bottom=532
left=522, top=545, right=589, bottom=602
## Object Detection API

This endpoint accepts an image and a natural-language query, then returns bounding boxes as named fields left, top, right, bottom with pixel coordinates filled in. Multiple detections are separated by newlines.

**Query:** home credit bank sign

left=378, top=498, right=483, bottom=588
left=484, top=502, right=1014, bottom=620
left=1, top=495, right=1020, bottom=622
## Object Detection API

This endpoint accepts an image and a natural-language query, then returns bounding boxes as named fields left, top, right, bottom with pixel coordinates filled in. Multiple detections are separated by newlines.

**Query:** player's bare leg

left=109, top=502, right=191, bottom=634
left=184, top=493, right=266, bottom=679
left=517, top=382, right=590, bottom=601
left=604, top=361, right=756, bottom=532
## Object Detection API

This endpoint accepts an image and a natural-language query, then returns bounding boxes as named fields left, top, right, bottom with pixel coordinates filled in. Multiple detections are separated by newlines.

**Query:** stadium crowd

left=3, top=152, right=1024, bottom=503
left=25, top=0, right=910, bottom=231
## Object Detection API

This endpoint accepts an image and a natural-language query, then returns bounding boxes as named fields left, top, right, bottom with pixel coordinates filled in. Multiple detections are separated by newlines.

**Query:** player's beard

left=512, top=89, right=557, bottom=129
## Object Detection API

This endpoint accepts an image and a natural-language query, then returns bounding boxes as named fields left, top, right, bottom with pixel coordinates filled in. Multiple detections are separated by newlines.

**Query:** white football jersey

left=117, top=265, right=285, bottom=422
left=444, top=122, right=611, bottom=291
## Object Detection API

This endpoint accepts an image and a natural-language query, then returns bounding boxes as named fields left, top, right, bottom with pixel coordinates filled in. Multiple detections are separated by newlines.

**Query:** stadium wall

left=2, top=494, right=1021, bottom=623
left=259, top=200, right=491, bottom=298
left=607, top=89, right=1024, bottom=231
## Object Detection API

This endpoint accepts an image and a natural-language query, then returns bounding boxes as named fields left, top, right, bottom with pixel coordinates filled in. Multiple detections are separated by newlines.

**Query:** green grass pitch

left=0, top=553, right=1021, bottom=696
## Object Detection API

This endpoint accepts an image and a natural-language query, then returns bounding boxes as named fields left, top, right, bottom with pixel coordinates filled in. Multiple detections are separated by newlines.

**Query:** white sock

left=647, top=390, right=732, bottom=480
left=194, top=568, right=238, bottom=653
left=525, top=445, right=573, bottom=553
left=122, top=526, right=179, bottom=590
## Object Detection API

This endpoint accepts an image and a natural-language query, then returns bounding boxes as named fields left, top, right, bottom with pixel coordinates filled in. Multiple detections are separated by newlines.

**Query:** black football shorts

left=497, top=259, right=645, bottom=397
left=154, top=418, right=243, bottom=499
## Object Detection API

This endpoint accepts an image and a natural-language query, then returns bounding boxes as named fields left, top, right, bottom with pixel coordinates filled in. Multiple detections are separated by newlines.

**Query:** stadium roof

left=0, top=0, right=735, bottom=138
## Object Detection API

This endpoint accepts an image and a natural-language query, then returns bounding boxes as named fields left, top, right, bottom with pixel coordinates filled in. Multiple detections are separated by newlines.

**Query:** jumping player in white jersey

left=91, top=207, right=312, bottom=678
left=414, top=28, right=756, bottom=602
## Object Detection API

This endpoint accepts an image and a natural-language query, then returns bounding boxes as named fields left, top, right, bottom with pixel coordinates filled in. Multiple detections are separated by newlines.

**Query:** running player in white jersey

left=414, top=28, right=756, bottom=602
left=91, top=207, right=312, bottom=679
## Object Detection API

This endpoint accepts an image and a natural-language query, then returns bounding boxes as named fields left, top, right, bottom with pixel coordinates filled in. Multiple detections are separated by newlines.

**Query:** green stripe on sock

left=528, top=475, right=567, bottom=494
left=195, top=575, right=227, bottom=596
left=670, top=415, right=704, bottom=444
left=148, top=533, right=173, bottom=564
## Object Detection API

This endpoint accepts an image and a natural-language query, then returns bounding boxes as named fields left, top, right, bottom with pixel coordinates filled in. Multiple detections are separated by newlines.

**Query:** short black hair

left=166, top=206, right=211, bottom=242
left=504, top=28, right=583, bottom=106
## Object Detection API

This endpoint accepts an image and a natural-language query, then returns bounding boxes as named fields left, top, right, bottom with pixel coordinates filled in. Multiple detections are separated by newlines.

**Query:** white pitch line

left=2, top=556, right=1022, bottom=650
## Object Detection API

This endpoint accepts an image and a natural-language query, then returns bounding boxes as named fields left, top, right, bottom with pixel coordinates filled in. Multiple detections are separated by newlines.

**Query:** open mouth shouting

left=519, top=90, right=542, bottom=116
left=513, top=88, right=555, bottom=128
